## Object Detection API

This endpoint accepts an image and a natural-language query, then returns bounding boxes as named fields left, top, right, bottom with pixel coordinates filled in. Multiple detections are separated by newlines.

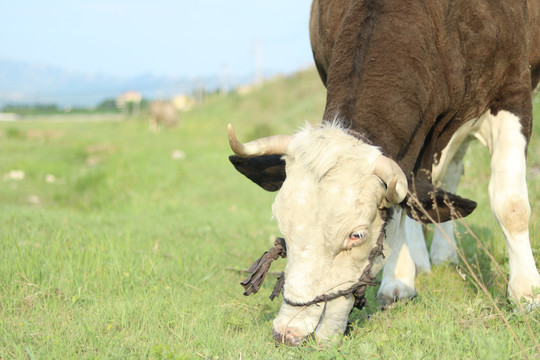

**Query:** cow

left=149, top=100, right=179, bottom=132
left=228, top=0, right=540, bottom=346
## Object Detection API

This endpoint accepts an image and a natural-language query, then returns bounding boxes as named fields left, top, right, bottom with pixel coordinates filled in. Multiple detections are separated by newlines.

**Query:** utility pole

left=193, top=77, right=205, bottom=104
left=254, top=39, right=264, bottom=85
left=220, top=63, right=229, bottom=95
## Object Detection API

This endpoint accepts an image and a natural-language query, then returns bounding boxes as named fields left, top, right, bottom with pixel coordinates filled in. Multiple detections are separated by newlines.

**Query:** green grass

left=1, top=69, right=539, bottom=359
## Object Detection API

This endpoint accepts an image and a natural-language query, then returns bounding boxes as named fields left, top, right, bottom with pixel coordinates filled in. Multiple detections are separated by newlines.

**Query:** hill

left=0, top=59, right=248, bottom=107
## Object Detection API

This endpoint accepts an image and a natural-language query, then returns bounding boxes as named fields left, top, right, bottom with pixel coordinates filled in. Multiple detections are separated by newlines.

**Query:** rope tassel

left=240, top=237, right=287, bottom=296
left=270, top=272, right=285, bottom=301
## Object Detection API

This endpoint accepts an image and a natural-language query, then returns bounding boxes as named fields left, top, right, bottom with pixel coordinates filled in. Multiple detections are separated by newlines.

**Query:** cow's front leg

left=377, top=209, right=416, bottom=307
left=405, top=216, right=431, bottom=273
left=478, top=109, right=540, bottom=305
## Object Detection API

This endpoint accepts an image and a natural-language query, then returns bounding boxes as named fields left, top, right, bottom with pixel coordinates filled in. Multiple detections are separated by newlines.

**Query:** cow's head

left=228, top=123, right=476, bottom=346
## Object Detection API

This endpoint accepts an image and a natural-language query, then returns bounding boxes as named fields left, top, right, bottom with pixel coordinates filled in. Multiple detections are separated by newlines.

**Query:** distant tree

left=2, top=103, right=59, bottom=115
left=35, top=104, right=59, bottom=112
left=140, top=98, right=150, bottom=112
left=95, top=98, right=118, bottom=112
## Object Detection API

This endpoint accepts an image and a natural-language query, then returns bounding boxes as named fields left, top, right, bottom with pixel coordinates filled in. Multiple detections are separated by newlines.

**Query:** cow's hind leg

left=477, top=110, right=540, bottom=304
left=430, top=138, right=472, bottom=265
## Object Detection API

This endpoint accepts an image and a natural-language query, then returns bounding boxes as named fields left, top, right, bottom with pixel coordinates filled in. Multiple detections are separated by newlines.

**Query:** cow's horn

left=228, top=124, right=293, bottom=157
left=373, top=155, right=408, bottom=203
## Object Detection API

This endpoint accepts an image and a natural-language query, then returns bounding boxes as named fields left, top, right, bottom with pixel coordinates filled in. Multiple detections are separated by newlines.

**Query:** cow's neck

left=321, top=1, right=448, bottom=177
left=324, top=92, right=432, bottom=173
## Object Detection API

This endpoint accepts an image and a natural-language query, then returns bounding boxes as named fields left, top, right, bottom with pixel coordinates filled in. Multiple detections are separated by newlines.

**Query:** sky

left=1, top=0, right=315, bottom=79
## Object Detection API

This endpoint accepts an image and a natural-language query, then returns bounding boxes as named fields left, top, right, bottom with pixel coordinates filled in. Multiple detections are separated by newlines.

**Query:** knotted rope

left=240, top=237, right=286, bottom=297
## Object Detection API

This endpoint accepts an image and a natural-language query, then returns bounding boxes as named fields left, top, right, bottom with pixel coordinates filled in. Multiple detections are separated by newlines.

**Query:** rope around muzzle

left=240, top=209, right=388, bottom=311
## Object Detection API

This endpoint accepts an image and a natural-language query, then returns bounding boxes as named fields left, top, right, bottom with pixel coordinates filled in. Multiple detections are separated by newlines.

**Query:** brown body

left=310, top=0, right=540, bottom=178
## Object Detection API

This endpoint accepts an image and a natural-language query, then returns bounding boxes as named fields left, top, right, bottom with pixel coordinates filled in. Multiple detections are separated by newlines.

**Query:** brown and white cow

left=228, top=0, right=540, bottom=346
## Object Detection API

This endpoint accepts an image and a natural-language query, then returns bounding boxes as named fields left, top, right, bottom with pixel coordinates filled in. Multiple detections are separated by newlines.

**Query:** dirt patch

left=86, top=143, right=116, bottom=166
left=26, top=129, right=65, bottom=140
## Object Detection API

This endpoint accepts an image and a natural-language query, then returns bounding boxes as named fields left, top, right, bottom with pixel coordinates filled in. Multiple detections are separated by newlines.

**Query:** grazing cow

left=149, top=100, right=179, bottom=132
left=228, top=0, right=540, bottom=346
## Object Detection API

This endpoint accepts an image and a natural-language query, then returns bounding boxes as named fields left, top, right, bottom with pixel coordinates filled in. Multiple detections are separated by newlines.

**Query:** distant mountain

left=0, top=59, right=245, bottom=107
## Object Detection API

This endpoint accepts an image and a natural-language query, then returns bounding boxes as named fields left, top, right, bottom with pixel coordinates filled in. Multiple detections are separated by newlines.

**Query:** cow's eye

left=349, top=228, right=368, bottom=241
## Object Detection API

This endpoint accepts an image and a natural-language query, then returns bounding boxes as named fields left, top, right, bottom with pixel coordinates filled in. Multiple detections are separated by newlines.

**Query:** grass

left=1, top=68, right=539, bottom=359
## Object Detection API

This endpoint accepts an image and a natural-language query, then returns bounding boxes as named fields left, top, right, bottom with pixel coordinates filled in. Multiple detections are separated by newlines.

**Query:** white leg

left=405, top=217, right=431, bottom=273
left=430, top=222, right=459, bottom=265
left=477, top=110, right=540, bottom=303
left=378, top=209, right=417, bottom=307
left=430, top=142, right=469, bottom=264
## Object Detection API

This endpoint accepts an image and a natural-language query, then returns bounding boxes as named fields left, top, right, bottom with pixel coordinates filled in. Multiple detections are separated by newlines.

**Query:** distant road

left=4, top=113, right=126, bottom=122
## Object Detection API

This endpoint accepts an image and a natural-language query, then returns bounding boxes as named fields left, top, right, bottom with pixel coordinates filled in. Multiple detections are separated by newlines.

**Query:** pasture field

left=1, top=69, right=540, bottom=359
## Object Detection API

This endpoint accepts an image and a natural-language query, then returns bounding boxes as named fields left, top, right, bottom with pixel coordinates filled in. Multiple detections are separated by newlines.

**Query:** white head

left=228, top=122, right=475, bottom=345
left=272, top=125, right=396, bottom=344
left=230, top=123, right=406, bottom=344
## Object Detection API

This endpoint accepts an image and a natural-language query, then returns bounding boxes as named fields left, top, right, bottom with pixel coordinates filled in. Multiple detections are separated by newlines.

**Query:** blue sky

left=1, top=0, right=315, bottom=78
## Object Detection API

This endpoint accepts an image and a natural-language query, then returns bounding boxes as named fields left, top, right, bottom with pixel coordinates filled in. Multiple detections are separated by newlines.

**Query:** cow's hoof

left=510, top=295, right=540, bottom=312
left=377, top=281, right=416, bottom=309
left=518, top=300, right=540, bottom=312
left=508, top=281, right=540, bottom=311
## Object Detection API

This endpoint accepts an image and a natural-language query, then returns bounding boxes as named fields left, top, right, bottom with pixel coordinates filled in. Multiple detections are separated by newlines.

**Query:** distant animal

left=149, top=100, right=179, bottom=132
left=228, top=0, right=540, bottom=346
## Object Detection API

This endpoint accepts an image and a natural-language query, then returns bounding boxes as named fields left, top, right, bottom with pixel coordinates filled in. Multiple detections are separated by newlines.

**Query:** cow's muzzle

left=273, top=327, right=311, bottom=347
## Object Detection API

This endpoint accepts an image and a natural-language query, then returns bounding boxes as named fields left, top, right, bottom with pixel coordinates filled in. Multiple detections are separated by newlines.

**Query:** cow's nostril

left=273, top=328, right=305, bottom=347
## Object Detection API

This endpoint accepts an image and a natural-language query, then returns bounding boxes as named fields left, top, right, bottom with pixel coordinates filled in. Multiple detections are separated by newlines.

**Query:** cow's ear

left=401, top=178, right=477, bottom=223
left=229, top=155, right=286, bottom=192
